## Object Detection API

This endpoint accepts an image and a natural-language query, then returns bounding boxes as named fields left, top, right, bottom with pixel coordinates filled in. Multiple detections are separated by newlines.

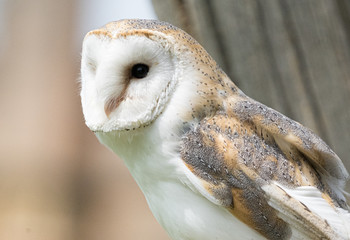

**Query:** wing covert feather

left=232, top=98, right=349, bottom=182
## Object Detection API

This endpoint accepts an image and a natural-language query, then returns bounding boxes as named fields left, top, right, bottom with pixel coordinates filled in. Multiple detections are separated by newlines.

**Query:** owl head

left=80, top=19, right=236, bottom=133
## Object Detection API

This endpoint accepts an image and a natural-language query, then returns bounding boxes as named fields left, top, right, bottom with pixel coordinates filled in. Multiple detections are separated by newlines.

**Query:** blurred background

left=0, top=0, right=349, bottom=239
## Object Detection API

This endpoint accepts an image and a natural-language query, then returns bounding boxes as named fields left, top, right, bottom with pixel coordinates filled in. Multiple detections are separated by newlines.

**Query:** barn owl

left=80, top=19, right=350, bottom=240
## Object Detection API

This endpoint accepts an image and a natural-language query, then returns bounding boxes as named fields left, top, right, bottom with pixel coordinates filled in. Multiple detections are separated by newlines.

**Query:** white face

left=81, top=34, right=177, bottom=132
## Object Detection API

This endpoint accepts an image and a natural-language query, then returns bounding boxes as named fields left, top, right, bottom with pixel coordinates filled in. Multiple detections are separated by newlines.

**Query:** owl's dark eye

left=131, top=63, right=149, bottom=79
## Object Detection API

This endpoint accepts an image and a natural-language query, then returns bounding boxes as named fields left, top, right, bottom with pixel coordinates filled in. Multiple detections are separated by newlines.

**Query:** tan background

left=0, top=0, right=168, bottom=239
left=1, top=0, right=349, bottom=240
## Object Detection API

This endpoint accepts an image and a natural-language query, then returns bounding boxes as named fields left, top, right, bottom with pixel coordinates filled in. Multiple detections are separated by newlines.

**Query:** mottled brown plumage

left=181, top=99, right=345, bottom=239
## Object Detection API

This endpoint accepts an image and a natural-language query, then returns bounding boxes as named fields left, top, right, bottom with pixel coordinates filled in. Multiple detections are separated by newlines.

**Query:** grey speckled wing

left=180, top=96, right=348, bottom=239
left=233, top=98, right=349, bottom=183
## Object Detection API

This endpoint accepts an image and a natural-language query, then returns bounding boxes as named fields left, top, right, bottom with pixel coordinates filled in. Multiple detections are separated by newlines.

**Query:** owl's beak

left=104, top=86, right=127, bottom=118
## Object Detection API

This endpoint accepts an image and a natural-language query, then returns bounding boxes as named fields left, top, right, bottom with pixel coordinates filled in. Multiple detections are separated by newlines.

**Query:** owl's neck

left=95, top=116, right=186, bottom=186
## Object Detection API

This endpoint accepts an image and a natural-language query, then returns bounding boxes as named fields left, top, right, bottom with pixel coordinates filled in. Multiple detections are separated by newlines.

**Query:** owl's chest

left=96, top=131, right=264, bottom=239
left=129, top=154, right=264, bottom=240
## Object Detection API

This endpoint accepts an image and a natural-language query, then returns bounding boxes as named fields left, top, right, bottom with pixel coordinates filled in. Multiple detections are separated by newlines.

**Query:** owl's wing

left=180, top=98, right=349, bottom=239
left=231, top=98, right=349, bottom=183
